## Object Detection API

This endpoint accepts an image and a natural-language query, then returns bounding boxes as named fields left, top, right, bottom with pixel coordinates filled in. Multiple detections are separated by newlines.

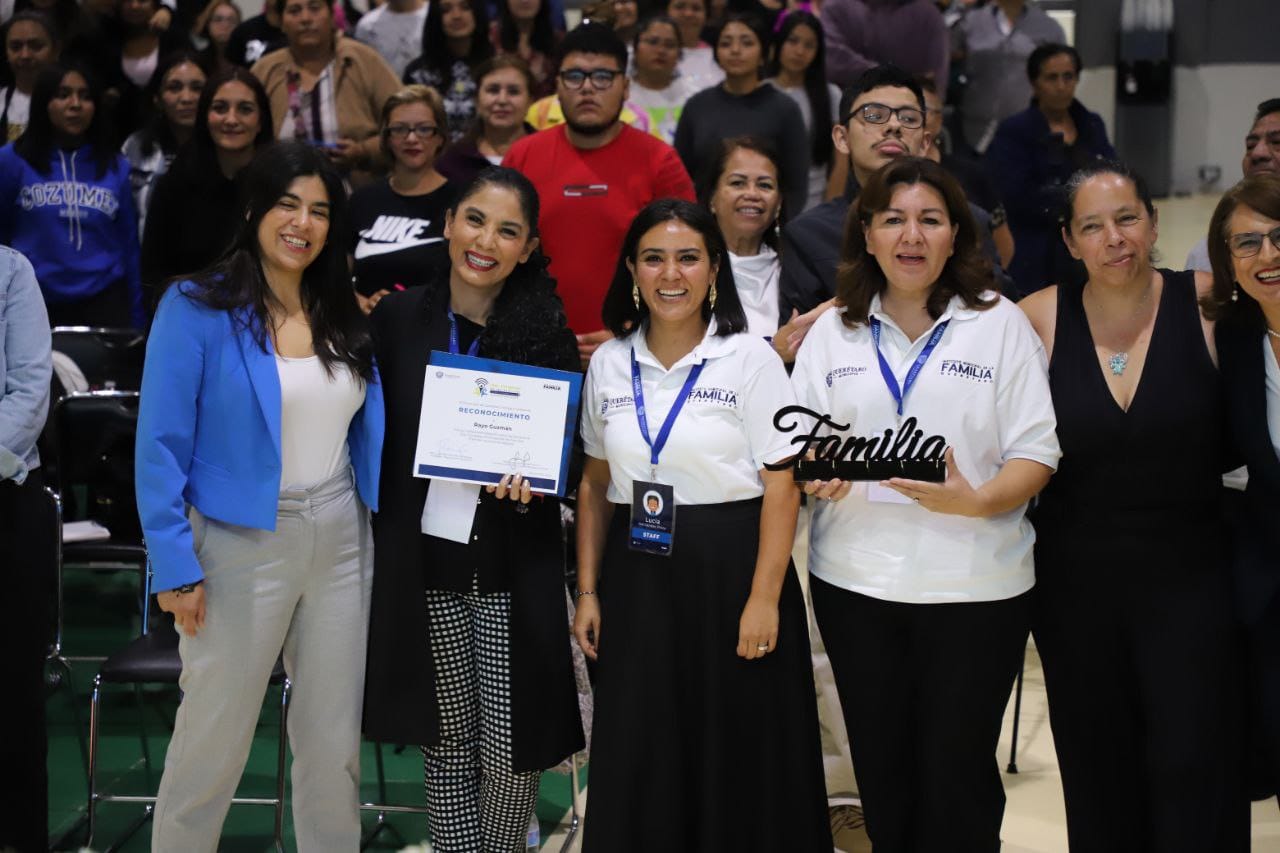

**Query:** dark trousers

left=1248, top=593, right=1280, bottom=802
left=811, top=577, right=1029, bottom=853
left=45, top=279, right=132, bottom=328
left=0, top=470, right=53, bottom=852
left=1033, top=561, right=1249, bottom=853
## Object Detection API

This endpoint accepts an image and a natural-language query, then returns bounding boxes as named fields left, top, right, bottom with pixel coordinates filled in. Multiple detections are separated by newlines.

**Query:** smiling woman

left=362, top=166, right=584, bottom=852
left=136, top=141, right=382, bottom=850
left=140, top=66, right=273, bottom=314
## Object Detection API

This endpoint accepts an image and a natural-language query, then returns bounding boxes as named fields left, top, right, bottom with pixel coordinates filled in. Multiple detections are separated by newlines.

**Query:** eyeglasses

left=844, top=102, right=925, bottom=130
left=558, top=68, right=622, bottom=90
left=1227, top=225, right=1280, bottom=258
left=386, top=123, right=440, bottom=139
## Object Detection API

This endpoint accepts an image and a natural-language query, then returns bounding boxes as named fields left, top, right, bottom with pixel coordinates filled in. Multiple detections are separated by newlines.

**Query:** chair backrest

left=53, top=392, right=142, bottom=540
left=51, top=327, right=147, bottom=393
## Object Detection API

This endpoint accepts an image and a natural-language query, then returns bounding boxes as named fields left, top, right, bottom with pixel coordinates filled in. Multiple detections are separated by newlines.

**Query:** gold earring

left=709, top=283, right=717, bottom=310
left=632, top=282, right=640, bottom=309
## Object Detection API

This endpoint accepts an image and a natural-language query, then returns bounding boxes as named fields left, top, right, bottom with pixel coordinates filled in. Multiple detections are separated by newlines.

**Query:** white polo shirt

left=582, top=323, right=797, bottom=505
left=791, top=292, right=1061, bottom=604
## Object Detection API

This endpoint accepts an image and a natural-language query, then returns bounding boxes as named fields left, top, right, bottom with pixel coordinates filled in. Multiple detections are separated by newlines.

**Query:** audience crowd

left=1, top=0, right=1278, bottom=850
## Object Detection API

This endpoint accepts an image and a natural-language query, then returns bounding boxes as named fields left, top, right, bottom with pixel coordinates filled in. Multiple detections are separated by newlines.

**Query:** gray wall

left=1072, top=0, right=1279, bottom=194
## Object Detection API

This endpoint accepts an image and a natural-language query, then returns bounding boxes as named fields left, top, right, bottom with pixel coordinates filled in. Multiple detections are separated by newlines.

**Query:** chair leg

left=1007, top=654, right=1026, bottom=774
left=87, top=674, right=103, bottom=848
left=133, top=683, right=154, bottom=782
left=562, top=750, right=582, bottom=850
left=274, top=678, right=291, bottom=853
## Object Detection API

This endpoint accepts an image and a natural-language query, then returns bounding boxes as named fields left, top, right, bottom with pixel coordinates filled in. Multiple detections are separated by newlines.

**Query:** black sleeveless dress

left=1031, top=270, right=1247, bottom=851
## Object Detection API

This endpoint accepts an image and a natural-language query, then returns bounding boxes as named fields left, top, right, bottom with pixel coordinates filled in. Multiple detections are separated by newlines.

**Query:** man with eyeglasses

left=777, top=65, right=1006, bottom=357
left=504, top=23, right=694, bottom=369
left=1186, top=98, right=1280, bottom=274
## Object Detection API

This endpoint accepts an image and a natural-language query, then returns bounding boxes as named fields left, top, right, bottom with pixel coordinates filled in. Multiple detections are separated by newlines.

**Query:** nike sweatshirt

left=0, top=142, right=142, bottom=326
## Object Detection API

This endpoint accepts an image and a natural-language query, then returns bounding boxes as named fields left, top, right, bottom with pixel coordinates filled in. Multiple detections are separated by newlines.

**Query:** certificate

left=413, top=351, right=582, bottom=497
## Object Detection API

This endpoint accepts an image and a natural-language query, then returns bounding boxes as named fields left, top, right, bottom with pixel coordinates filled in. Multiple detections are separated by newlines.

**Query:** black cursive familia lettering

left=765, top=405, right=947, bottom=482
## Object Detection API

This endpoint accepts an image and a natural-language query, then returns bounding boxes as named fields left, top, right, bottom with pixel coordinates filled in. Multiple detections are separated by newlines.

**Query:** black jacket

left=1218, top=311, right=1280, bottom=625
left=778, top=187, right=1012, bottom=321
left=361, top=277, right=585, bottom=770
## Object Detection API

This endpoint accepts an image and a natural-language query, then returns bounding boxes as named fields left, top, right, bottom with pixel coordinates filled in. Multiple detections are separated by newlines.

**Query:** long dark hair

left=1, top=11, right=60, bottom=88
left=767, top=11, right=832, bottom=167
left=838, top=157, right=996, bottom=327
left=169, top=66, right=272, bottom=185
left=134, top=48, right=206, bottom=159
left=15, top=62, right=114, bottom=178
left=602, top=198, right=747, bottom=337
left=1204, top=174, right=1280, bottom=323
left=499, top=0, right=556, bottom=57
left=698, top=135, right=785, bottom=250
left=185, top=142, right=374, bottom=381
left=420, top=0, right=493, bottom=80
left=445, top=166, right=576, bottom=367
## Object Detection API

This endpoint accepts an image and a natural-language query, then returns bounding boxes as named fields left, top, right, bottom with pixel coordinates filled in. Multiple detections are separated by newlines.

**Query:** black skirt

left=582, top=498, right=830, bottom=853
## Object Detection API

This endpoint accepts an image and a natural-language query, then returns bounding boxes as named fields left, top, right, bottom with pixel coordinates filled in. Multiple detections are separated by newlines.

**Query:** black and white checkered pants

left=424, top=584, right=541, bottom=853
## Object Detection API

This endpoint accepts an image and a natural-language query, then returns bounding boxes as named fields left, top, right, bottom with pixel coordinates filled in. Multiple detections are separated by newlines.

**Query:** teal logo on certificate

left=630, top=481, right=675, bottom=556
left=412, top=352, right=583, bottom=497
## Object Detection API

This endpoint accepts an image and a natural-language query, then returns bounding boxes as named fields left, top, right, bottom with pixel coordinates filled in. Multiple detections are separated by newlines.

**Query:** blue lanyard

left=630, top=347, right=705, bottom=479
left=869, top=316, right=949, bottom=416
left=447, top=309, right=482, bottom=357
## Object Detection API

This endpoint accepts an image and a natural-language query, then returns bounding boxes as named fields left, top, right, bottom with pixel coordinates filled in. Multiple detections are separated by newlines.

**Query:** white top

left=628, top=75, right=701, bottom=145
left=355, top=3, right=428, bottom=78
left=122, top=49, right=159, bottom=88
left=791, top=293, right=1061, bottom=604
left=582, top=323, right=796, bottom=505
left=676, top=47, right=724, bottom=93
left=765, top=79, right=840, bottom=213
left=729, top=247, right=781, bottom=339
left=276, top=354, right=366, bottom=488
left=1265, top=336, right=1280, bottom=462
left=278, top=63, right=339, bottom=144
left=1, top=87, right=30, bottom=143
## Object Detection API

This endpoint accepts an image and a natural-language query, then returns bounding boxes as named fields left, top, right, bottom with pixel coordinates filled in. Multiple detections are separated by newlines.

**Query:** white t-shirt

left=791, top=293, right=1061, bottom=604
left=628, top=75, right=701, bottom=145
left=582, top=323, right=797, bottom=505
left=1265, top=336, right=1280, bottom=463
left=276, top=354, right=366, bottom=488
left=355, top=3, right=428, bottom=78
left=676, top=47, right=724, bottom=93
left=729, top=247, right=781, bottom=339
left=122, top=48, right=159, bottom=88
left=1, top=86, right=30, bottom=142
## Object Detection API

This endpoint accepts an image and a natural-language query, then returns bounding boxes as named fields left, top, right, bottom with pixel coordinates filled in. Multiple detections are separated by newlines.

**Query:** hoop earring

left=709, top=282, right=718, bottom=310
left=632, top=282, right=640, bottom=309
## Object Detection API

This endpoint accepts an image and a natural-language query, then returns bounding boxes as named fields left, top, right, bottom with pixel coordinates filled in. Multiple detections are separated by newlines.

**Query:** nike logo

left=354, top=215, right=442, bottom=259
left=354, top=235, right=443, bottom=259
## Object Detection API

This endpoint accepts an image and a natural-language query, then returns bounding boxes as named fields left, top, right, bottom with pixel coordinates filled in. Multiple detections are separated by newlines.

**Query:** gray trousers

left=152, top=467, right=373, bottom=852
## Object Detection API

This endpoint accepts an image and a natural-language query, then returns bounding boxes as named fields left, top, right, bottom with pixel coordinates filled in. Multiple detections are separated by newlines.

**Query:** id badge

left=629, top=480, right=676, bottom=556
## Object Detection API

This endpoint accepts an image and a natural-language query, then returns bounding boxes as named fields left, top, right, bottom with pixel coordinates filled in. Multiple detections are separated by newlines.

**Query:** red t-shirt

left=503, top=124, right=695, bottom=335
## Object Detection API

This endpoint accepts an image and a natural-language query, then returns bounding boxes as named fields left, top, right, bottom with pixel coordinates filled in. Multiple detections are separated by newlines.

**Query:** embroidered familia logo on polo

left=600, top=387, right=740, bottom=415
left=939, top=359, right=995, bottom=382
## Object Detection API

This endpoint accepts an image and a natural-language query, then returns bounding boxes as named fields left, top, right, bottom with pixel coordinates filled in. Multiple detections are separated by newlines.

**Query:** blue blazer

left=135, top=283, right=384, bottom=593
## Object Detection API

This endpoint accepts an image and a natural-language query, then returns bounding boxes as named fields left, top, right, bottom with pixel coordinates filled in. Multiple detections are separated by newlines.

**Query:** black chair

left=51, top=327, right=146, bottom=392
left=51, top=392, right=147, bottom=585
left=87, top=602, right=292, bottom=851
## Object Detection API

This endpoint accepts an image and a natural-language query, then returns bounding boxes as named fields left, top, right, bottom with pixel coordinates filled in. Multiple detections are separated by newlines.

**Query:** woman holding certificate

left=791, top=157, right=1059, bottom=851
left=573, top=198, right=829, bottom=852
left=135, top=141, right=383, bottom=849
left=362, top=166, right=584, bottom=853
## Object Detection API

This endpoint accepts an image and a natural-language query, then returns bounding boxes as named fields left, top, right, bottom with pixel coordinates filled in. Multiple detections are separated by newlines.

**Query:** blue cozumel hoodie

left=0, top=141, right=143, bottom=326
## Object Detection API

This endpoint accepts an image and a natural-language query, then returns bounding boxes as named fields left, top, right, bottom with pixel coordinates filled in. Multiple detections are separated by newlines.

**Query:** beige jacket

left=252, top=35, right=401, bottom=180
